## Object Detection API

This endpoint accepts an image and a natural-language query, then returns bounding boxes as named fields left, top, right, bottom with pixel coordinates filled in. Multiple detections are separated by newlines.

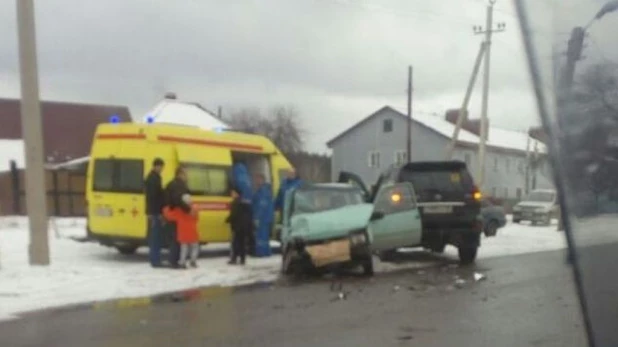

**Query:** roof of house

left=0, top=98, right=131, bottom=164
left=144, top=99, right=229, bottom=130
left=326, top=106, right=546, bottom=154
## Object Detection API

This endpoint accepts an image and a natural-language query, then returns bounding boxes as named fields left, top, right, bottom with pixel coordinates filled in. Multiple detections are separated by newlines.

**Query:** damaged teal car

left=279, top=182, right=422, bottom=276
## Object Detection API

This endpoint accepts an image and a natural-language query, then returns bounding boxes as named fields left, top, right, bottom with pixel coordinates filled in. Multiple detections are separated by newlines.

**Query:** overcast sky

left=0, top=0, right=616, bottom=152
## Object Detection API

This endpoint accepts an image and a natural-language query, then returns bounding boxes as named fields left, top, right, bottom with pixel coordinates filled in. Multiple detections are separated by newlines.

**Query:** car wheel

left=543, top=214, right=551, bottom=226
left=484, top=220, right=499, bottom=237
left=361, top=256, right=374, bottom=277
left=513, top=219, right=521, bottom=224
left=458, top=246, right=477, bottom=265
left=281, top=247, right=293, bottom=275
left=116, top=244, right=138, bottom=255
left=430, top=242, right=446, bottom=253
left=378, top=249, right=397, bottom=262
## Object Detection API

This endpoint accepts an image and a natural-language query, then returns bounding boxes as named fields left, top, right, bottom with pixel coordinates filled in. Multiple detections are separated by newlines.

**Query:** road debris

left=474, top=272, right=487, bottom=282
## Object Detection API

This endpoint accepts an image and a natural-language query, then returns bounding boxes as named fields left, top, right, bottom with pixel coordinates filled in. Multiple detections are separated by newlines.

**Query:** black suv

left=339, top=160, right=482, bottom=264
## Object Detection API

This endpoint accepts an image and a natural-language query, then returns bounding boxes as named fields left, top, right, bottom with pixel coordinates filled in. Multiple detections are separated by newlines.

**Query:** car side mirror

left=370, top=211, right=385, bottom=221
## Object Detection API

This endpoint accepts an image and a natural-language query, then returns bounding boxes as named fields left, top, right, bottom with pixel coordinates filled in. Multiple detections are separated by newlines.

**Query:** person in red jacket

left=163, top=193, right=199, bottom=269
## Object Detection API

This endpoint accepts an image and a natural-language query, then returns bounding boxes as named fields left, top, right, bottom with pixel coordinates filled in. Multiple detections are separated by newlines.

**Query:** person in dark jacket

left=163, top=167, right=191, bottom=268
left=144, top=158, right=165, bottom=268
left=226, top=187, right=252, bottom=265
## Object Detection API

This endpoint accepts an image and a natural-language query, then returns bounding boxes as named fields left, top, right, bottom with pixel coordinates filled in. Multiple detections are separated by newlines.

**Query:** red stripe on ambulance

left=193, top=202, right=230, bottom=211
left=157, top=135, right=262, bottom=151
left=96, top=134, right=146, bottom=140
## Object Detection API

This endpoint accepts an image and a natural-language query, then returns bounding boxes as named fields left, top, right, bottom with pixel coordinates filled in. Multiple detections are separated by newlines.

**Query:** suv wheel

left=458, top=246, right=477, bottom=265
left=513, top=218, right=521, bottom=224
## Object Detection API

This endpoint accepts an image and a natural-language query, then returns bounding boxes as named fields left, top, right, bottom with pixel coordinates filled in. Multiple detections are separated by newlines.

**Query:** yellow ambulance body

left=85, top=121, right=292, bottom=254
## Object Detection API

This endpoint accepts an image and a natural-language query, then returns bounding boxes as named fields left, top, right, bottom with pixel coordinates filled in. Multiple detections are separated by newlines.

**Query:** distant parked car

left=481, top=199, right=506, bottom=237
left=512, top=189, right=559, bottom=226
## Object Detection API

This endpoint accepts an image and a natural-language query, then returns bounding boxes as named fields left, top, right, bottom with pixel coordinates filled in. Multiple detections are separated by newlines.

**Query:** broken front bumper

left=289, top=233, right=371, bottom=269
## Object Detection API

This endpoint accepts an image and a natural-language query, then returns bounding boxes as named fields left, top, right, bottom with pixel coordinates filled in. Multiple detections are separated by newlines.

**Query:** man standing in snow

left=144, top=158, right=165, bottom=268
left=252, top=174, right=274, bottom=257
left=163, top=167, right=191, bottom=269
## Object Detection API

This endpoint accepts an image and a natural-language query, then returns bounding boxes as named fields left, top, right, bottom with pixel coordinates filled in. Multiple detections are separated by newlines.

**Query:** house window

left=383, top=119, right=393, bottom=133
left=394, top=150, right=407, bottom=165
left=505, top=158, right=510, bottom=172
left=368, top=151, right=380, bottom=168
left=464, top=153, right=471, bottom=166
left=493, top=157, right=498, bottom=172
left=516, top=188, right=522, bottom=199
left=491, top=187, right=496, bottom=197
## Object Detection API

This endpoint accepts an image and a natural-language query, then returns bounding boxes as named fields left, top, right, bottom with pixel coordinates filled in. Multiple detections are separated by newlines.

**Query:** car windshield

left=524, top=191, right=555, bottom=203
left=292, top=187, right=364, bottom=215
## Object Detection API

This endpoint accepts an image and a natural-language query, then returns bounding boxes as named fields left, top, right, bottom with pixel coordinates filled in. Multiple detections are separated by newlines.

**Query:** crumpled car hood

left=289, top=203, right=374, bottom=242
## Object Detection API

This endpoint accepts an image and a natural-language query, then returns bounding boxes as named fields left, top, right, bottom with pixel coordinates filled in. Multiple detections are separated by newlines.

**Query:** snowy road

left=0, top=215, right=607, bottom=321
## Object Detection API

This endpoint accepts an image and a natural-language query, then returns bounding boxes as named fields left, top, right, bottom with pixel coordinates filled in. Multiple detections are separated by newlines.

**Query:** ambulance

left=85, top=119, right=293, bottom=254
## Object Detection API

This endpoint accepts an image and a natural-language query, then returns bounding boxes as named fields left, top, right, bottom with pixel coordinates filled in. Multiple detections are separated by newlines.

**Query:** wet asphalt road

left=0, top=249, right=587, bottom=347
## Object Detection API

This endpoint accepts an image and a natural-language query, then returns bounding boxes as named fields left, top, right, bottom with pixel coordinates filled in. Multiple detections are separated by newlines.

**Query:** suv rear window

left=399, top=162, right=475, bottom=201
left=93, top=159, right=144, bottom=194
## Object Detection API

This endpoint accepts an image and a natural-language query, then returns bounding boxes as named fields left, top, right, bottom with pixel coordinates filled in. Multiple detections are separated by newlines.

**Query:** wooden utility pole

left=16, top=0, right=50, bottom=265
left=407, top=66, right=413, bottom=161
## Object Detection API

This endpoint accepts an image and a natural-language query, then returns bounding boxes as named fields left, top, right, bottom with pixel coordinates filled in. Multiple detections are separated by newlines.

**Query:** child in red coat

left=163, top=194, right=199, bottom=268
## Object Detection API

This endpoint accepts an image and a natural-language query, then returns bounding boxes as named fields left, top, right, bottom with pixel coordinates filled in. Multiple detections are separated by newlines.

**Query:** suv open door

left=367, top=182, right=422, bottom=253
left=337, top=171, right=370, bottom=201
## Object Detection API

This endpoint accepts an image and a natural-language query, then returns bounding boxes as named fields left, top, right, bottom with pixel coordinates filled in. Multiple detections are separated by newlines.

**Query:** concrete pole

left=477, top=1, right=495, bottom=191
left=446, top=42, right=487, bottom=159
left=16, top=0, right=50, bottom=265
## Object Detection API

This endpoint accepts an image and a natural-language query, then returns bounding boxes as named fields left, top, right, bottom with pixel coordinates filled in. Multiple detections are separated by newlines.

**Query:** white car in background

left=512, top=189, right=559, bottom=226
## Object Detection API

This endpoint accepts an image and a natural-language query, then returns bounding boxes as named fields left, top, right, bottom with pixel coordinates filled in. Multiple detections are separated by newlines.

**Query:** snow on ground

left=0, top=217, right=279, bottom=321
left=1, top=214, right=616, bottom=321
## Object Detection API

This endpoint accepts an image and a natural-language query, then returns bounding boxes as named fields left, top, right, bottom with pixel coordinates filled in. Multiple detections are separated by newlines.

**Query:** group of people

left=144, top=157, right=302, bottom=269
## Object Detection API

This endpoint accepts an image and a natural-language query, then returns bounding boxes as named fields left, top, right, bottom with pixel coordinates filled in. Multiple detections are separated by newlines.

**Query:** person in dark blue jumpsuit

left=274, top=168, right=303, bottom=214
left=252, top=174, right=274, bottom=257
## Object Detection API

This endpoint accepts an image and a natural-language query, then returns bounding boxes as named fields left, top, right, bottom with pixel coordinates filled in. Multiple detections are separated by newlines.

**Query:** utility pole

left=16, top=0, right=50, bottom=265
left=407, top=66, right=413, bottom=161
left=474, top=0, right=505, bottom=191
left=446, top=41, right=487, bottom=159
left=525, top=133, right=531, bottom=194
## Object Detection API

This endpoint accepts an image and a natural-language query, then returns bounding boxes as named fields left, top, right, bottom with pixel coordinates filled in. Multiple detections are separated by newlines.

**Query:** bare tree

left=226, top=104, right=305, bottom=153
left=564, top=62, right=618, bottom=215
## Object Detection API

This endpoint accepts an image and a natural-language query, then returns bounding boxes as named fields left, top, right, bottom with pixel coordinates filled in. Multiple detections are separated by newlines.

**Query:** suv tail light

left=472, top=186, right=482, bottom=201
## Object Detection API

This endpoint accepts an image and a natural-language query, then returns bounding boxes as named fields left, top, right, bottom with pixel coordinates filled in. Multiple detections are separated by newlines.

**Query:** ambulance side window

left=183, top=164, right=230, bottom=196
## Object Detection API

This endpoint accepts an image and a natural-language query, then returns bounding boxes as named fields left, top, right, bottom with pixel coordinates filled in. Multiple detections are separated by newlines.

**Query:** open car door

left=337, top=171, right=370, bottom=202
left=367, top=182, right=422, bottom=252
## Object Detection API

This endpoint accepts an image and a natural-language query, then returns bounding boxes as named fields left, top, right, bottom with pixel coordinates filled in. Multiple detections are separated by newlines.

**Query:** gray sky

left=1, top=0, right=615, bottom=152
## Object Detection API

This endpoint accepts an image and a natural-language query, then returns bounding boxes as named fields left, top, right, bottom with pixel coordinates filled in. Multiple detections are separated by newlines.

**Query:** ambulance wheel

left=116, top=244, right=138, bottom=255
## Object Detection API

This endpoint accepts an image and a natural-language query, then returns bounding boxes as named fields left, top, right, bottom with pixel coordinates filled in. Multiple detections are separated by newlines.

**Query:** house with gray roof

left=326, top=106, right=553, bottom=200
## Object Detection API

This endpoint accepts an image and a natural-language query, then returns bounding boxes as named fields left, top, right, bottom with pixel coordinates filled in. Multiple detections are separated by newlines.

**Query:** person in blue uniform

left=274, top=168, right=303, bottom=213
left=252, top=174, right=274, bottom=257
